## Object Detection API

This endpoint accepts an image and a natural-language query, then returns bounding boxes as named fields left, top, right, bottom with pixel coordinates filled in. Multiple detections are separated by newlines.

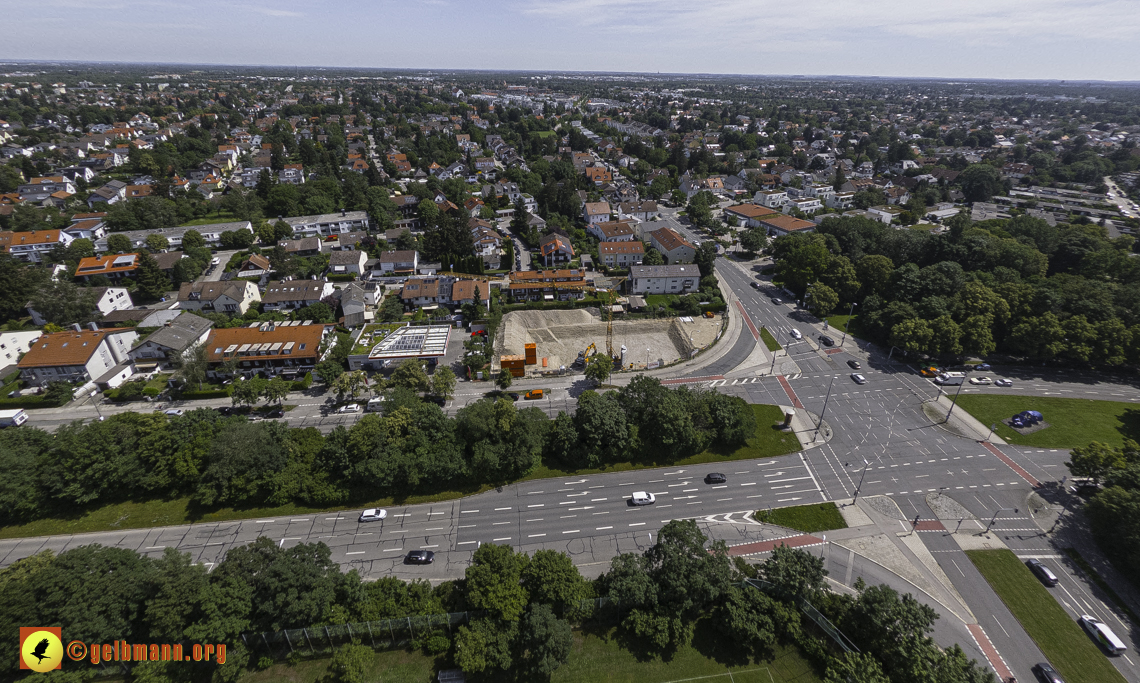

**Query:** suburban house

left=647, top=227, right=696, bottom=264
left=867, top=205, right=906, bottom=224
left=329, top=249, right=367, bottom=277
left=283, top=211, right=370, bottom=238
left=628, top=264, right=700, bottom=295
left=330, top=231, right=368, bottom=250
left=617, top=201, right=659, bottom=221
left=1, top=229, right=73, bottom=263
left=758, top=214, right=816, bottom=236
left=0, top=330, right=43, bottom=374
left=261, top=279, right=336, bottom=312
left=87, top=180, right=127, bottom=207
left=724, top=204, right=780, bottom=228
left=507, top=269, right=589, bottom=301
left=827, top=192, right=856, bottom=210
left=127, top=312, right=213, bottom=363
left=27, top=286, right=133, bottom=326
left=281, top=237, right=322, bottom=256
left=587, top=220, right=637, bottom=242
left=340, top=282, right=383, bottom=327
left=584, top=166, right=613, bottom=185
left=451, top=280, right=491, bottom=308
left=753, top=190, right=790, bottom=210
left=400, top=278, right=444, bottom=307
left=376, top=250, right=418, bottom=275
left=18, top=326, right=140, bottom=388
left=599, top=241, right=645, bottom=268
left=539, top=233, right=575, bottom=266
left=176, top=280, right=261, bottom=314
left=93, top=222, right=254, bottom=252
left=204, top=322, right=326, bottom=379
left=236, top=254, right=271, bottom=278
left=786, top=197, right=822, bottom=214
left=65, top=218, right=108, bottom=241
left=583, top=201, right=612, bottom=225
left=74, top=253, right=140, bottom=282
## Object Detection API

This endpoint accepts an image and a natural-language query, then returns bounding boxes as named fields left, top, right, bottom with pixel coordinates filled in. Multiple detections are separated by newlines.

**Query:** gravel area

left=862, top=494, right=908, bottom=520
left=926, top=492, right=978, bottom=521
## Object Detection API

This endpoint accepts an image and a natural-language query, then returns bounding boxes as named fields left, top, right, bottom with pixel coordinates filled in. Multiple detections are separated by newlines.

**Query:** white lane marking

left=563, top=530, right=580, bottom=534
left=528, top=533, right=546, bottom=538
left=425, top=527, right=444, bottom=531
left=630, top=522, right=646, bottom=527
left=457, top=541, right=478, bottom=545
left=290, top=518, right=310, bottom=522
left=346, top=551, right=365, bottom=555
left=460, top=510, right=479, bottom=514
left=494, top=537, right=511, bottom=542
left=597, top=526, right=613, bottom=530
left=493, top=521, right=511, bottom=526
left=495, top=507, right=512, bottom=511
left=741, top=482, right=756, bottom=486
left=420, top=545, right=438, bottom=549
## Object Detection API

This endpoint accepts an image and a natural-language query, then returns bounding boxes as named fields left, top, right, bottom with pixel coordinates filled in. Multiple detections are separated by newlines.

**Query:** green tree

left=231, top=376, right=267, bottom=407
left=263, top=376, right=290, bottom=405
left=694, top=241, right=718, bottom=278
left=772, top=233, right=830, bottom=295
left=959, top=163, right=1003, bottom=202
left=326, top=643, right=372, bottom=683
left=739, top=226, right=768, bottom=254
left=711, top=585, right=780, bottom=662
left=390, top=358, right=429, bottom=392
left=571, top=390, right=628, bottom=468
left=805, top=282, right=839, bottom=317
left=496, top=369, right=513, bottom=390
left=856, top=254, right=894, bottom=297
left=134, top=251, right=172, bottom=301
left=431, top=366, right=457, bottom=400
left=824, top=652, right=890, bottom=683
left=760, top=544, right=828, bottom=602
left=380, top=294, right=405, bottom=322
left=145, top=233, right=170, bottom=252
left=106, top=233, right=132, bottom=253
left=43, top=381, right=75, bottom=405
left=455, top=617, right=516, bottom=676
left=889, top=318, right=934, bottom=353
left=316, top=359, right=345, bottom=386
left=1067, top=441, right=1129, bottom=485
left=465, top=543, right=530, bottom=621
left=172, top=341, right=209, bottom=391
left=181, top=229, right=206, bottom=250
left=332, top=370, right=368, bottom=401
left=515, top=603, right=573, bottom=679
left=584, top=354, right=611, bottom=386
left=642, top=247, right=664, bottom=266
left=820, top=254, right=860, bottom=302
left=522, top=549, right=592, bottom=616
left=28, top=280, right=100, bottom=326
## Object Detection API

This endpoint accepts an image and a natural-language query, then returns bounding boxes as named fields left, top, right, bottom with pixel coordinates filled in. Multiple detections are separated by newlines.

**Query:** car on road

left=1026, top=559, right=1059, bottom=586
left=851, top=373, right=867, bottom=385
left=705, top=473, right=727, bottom=484
left=524, top=389, right=544, bottom=400
left=1032, top=662, right=1064, bottom=683
left=630, top=491, right=656, bottom=506
left=973, top=363, right=992, bottom=371
left=405, top=550, right=434, bottom=564
left=790, top=328, right=802, bottom=339
left=359, top=508, right=387, bottom=522
left=1079, top=614, right=1128, bottom=654
left=846, top=360, right=861, bottom=369
left=214, top=406, right=235, bottom=416
left=969, top=376, right=993, bottom=385
left=163, top=409, right=184, bottom=417
left=771, top=297, right=782, bottom=305
left=995, top=379, right=1013, bottom=387
left=820, top=335, right=835, bottom=347
left=338, top=403, right=362, bottom=413
left=265, top=407, right=286, bottom=419
left=750, top=282, right=759, bottom=288
left=508, top=392, right=520, bottom=401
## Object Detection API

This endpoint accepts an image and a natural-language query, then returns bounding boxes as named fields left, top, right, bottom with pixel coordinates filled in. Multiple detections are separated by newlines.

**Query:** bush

left=326, top=273, right=359, bottom=282
left=291, top=372, right=313, bottom=391
left=180, top=387, right=233, bottom=400
left=142, top=386, right=161, bottom=397
left=424, top=634, right=450, bottom=655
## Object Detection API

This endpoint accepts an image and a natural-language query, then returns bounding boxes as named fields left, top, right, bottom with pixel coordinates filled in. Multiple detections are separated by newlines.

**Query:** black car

left=405, top=550, right=435, bottom=565
left=508, top=392, right=520, bottom=401
left=1026, top=559, right=1059, bottom=586
left=214, top=406, right=234, bottom=416
left=265, top=407, right=285, bottom=419
left=820, top=335, right=835, bottom=347
left=705, top=473, right=727, bottom=484
left=847, top=360, right=861, bottom=369
left=1032, top=662, right=1065, bottom=683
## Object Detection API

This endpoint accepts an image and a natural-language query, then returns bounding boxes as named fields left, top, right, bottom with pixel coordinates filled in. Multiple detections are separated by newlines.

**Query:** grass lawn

left=177, top=213, right=241, bottom=227
left=966, top=549, right=1127, bottom=683
left=0, top=406, right=799, bottom=540
left=760, top=327, right=782, bottom=352
left=952, top=394, right=1139, bottom=448
left=243, top=626, right=821, bottom=683
left=753, top=502, right=847, bottom=533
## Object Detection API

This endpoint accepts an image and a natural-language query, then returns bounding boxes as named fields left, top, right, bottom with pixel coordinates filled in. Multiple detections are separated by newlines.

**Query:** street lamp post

left=944, top=370, right=969, bottom=423
left=813, top=375, right=836, bottom=443
left=986, top=507, right=1018, bottom=533
left=840, top=302, right=858, bottom=346
left=853, top=459, right=871, bottom=503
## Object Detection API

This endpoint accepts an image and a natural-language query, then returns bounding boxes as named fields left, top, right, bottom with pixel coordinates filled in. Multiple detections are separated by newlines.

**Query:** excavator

left=575, top=343, right=598, bottom=367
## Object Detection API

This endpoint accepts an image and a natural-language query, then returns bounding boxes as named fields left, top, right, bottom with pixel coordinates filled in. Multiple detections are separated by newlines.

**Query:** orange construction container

left=500, top=354, right=526, bottom=377
left=524, top=343, right=537, bottom=365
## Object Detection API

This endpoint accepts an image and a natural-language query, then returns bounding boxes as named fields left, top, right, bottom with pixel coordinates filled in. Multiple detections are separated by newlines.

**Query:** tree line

left=772, top=213, right=1140, bottom=365
left=0, top=520, right=994, bottom=683
left=1067, top=439, right=1140, bottom=588
left=0, top=376, right=753, bottom=525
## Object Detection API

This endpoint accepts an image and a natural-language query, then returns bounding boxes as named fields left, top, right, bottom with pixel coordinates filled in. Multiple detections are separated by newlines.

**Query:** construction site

left=493, top=308, right=723, bottom=376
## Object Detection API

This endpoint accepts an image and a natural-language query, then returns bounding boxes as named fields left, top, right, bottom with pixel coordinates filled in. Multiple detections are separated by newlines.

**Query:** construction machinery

left=575, top=343, right=598, bottom=367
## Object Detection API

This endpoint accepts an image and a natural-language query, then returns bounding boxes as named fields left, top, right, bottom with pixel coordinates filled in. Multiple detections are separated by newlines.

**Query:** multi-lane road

left=7, top=206, right=1140, bottom=681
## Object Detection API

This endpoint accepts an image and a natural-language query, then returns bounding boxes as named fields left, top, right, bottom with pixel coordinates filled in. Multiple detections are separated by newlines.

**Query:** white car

left=359, top=508, right=387, bottom=522
left=630, top=491, right=656, bottom=506
left=994, top=379, right=1014, bottom=387
left=790, top=328, right=802, bottom=339
left=163, top=409, right=184, bottom=417
left=338, top=403, right=362, bottom=414
left=850, top=373, right=867, bottom=385
left=969, top=376, right=993, bottom=385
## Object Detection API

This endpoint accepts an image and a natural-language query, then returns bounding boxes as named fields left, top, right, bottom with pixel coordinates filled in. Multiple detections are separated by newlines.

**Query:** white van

left=934, top=372, right=966, bottom=386
left=1079, top=615, right=1127, bottom=655
left=366, top=396, right=386, bottom=413
left=0, top=408, right=28, bottom=427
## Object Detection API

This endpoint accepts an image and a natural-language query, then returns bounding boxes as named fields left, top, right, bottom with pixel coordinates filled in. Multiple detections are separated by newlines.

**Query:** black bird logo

left=30, top=638, right=51, bottom=664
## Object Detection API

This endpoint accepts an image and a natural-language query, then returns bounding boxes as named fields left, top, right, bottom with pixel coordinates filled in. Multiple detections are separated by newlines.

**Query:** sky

left=4, top=0, right=1140, bottom=81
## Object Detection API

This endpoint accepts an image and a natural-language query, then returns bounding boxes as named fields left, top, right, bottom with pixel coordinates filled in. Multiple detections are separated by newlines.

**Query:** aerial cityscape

left=1, top=27, right=1139, bottom=683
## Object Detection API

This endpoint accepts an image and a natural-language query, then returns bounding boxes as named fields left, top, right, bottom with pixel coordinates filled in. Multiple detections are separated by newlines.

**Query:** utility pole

left=986, top=507, right=1018, bottom=533
left=813, top=375, right=836, bottom=443
left=944, top=370, right=969, bottom=422
left=840, top=301, right=858, bottom=346
left=852, top=459, right=871, bottom=503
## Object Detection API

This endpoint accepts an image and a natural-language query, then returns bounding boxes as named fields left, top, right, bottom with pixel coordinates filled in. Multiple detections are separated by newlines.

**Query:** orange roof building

left=203, top=322, right=326, bottom=377
left=75, top=253, right=140, bottom=281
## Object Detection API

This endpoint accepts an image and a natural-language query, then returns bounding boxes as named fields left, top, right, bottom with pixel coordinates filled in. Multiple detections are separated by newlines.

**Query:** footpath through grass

left=243, top=627, right=821, bottom=683
left=953, top=394, right=1139, bottom=448
left=760, top=327, right=782, bottom=352
left=754, top=502, right=847, bottom=533
left=966, top=549, right=1127, bottom=683
left=0, top=405, right=799, bottom=540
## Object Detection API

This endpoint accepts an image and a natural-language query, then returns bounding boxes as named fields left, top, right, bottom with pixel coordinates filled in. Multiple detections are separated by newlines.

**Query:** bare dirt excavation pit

left=493, top=308, right=721, bottom=374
